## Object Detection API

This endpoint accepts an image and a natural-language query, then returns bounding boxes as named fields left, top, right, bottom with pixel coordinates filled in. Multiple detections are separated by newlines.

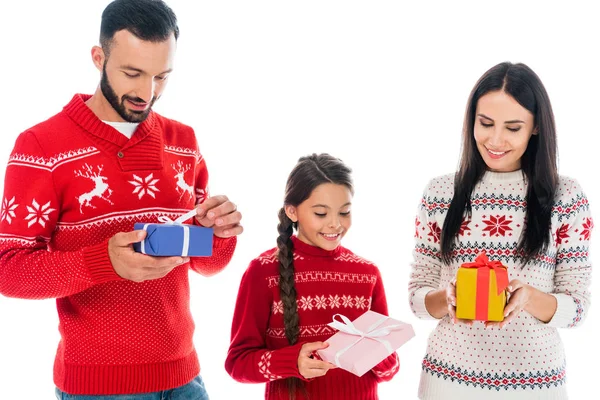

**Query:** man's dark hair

left=100, top=0, right=179, bottom=56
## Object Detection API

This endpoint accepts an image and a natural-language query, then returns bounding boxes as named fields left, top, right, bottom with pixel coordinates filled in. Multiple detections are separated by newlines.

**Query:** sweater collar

left=63, top=93, right=157, bottom=149
left=481, top=169, right=526, bottom=183
left=291, top=235, right=342, bottom=258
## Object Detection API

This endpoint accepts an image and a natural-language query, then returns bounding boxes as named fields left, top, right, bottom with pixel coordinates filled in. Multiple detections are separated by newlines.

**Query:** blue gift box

left=133, top=222, right=213, bottom=257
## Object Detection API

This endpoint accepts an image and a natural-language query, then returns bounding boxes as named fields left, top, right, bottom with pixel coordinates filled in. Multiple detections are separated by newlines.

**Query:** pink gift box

left=316, top=310, right=415, bottom=377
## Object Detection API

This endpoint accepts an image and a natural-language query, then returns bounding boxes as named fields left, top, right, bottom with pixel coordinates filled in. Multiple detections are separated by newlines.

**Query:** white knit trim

left=267, top=323, right=336, bottom=339
left=258, top=351, right=283, bottom=381
left=373, top=355, right=399, bottom=378
left=418, top=371, right=567, bottom=400
left=266, top=271, right=377, bottom=288
left=8, top=147, right=100, bottom=171
left=271, top=294, right=371, bottom=314
left=0, top=233, right=48, bottom=245
left=333, top=252, right=376, bottom=265
left=55, top=208, right=192, bottom=229
left=257, top=252, right=304, bottom=266
left=546, top=293, right=579, bottom=328
left=410, top=287, right=437, bottom=320
left=164, top=145, right=202, bottom=161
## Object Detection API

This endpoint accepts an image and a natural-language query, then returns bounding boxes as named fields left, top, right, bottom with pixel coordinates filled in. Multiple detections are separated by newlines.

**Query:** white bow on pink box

left=317, top=310, right=415, bottom=377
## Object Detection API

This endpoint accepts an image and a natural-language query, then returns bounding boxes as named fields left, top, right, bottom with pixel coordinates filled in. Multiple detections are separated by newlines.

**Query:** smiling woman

left=444, top=63, right=559, bottom=264
left=408, top=62, right=592, bottom=400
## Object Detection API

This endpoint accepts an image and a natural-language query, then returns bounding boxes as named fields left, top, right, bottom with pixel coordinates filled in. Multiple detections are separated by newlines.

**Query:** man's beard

left=100, top=63, right=157, bottom=123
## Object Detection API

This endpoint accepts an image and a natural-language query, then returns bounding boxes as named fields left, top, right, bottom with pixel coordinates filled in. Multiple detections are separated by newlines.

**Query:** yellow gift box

left=455, top=252, right=509, bottom=322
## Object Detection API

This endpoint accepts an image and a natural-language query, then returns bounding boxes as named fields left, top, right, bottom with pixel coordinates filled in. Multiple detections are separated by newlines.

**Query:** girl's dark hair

left=277, top=153, right=353, bottom=399
left=100, top=0, right=179, bottom=56
left=441, top=62, right=558, bottom=266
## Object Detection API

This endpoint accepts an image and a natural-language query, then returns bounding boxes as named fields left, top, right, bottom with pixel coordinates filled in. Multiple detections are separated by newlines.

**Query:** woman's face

left=474, top=90, right=537, bottom=172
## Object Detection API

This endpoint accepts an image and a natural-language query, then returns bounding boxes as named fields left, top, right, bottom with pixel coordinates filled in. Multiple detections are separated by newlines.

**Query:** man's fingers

left=112, top=230, right=146, bottom=247
left=196, top=196, right=229, bottom=219
left=214, top=224, right=244, bottom=238
left=214, top=211, right=242, bottom=227
left=142, top=256, right=189, bottom=270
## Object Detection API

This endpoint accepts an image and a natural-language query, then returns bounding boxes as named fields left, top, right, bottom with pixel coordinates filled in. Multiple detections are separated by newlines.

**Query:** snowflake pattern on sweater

left=408, top=171, right=592, bottom=399
left=0, top=94, right=236, bottom=395
left=226, top=236, right=399, bottom=400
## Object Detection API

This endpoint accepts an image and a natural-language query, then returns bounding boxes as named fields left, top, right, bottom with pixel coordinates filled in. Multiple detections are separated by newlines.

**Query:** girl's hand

left=297, top=342, right=337, bottom=379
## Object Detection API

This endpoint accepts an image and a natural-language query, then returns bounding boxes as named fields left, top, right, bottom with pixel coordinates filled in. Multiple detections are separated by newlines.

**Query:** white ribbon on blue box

left=133, top=210, right=213, bottom=257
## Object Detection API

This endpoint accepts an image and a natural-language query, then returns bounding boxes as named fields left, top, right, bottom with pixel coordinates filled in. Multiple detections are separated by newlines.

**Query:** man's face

left=100, top=30, right=176, bottom=122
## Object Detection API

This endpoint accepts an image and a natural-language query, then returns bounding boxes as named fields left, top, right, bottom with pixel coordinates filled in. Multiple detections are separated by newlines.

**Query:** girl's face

left=285, top=183, right=352, bottom=251
left=474, top=90, right=536, bottom=172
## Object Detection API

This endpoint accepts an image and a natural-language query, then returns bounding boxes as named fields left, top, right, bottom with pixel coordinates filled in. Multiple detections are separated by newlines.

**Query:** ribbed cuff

left=213, top=235, right=236, bottom=249
left=83, top=240, right=123, bottom=284
left=410, top=287, right=437, bottom=320
left=546, top=293, right=577, bottom=328
left=270, top=343, right=305, bottom=379
left=372, top=353, right=400, bottom=382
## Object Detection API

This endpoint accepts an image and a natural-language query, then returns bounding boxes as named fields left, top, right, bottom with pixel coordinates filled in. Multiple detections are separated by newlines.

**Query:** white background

left=0, top=1, right=598, bottom=399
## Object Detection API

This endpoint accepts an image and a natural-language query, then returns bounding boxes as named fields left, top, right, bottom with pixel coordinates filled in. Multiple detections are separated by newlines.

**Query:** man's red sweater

left=0, top=94, right=236, bottom=395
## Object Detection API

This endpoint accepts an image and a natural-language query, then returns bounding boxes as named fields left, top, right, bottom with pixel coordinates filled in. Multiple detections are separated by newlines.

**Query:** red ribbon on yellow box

left=456, top=252, right=509, bottom=321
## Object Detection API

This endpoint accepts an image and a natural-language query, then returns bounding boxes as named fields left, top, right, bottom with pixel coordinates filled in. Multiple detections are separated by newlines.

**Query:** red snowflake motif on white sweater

left=415, top=217, right=421, bottom=238
left=482, top=215, right=512, bottom=237
left=555, top=224, right=570, bottom=245
left=458, top=217, right=471, bottom=236
left=580, top=217, right=593, bottom=241
left=427, top=222, right=441, bottom=243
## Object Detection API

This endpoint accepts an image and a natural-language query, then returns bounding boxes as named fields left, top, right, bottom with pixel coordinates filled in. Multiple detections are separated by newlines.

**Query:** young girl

left=226, top=153, right=399, bottom=399
left=408, top=62, right=592, bottom=399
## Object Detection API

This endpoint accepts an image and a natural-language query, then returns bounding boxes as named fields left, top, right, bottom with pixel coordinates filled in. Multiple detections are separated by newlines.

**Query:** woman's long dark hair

left=441, top=62, right=558, bottom=266
left=277, top=153, right=353, bottom=399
